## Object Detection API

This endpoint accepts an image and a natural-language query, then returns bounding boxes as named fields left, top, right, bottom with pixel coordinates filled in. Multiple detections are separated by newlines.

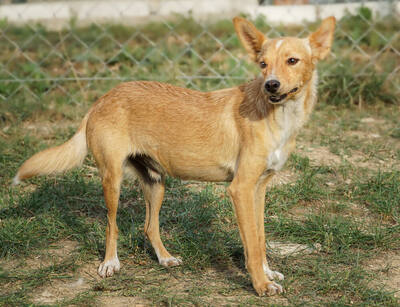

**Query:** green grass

left=0, top=10, right=400, bottom=307
left=353, top=171, right=400, bottom=222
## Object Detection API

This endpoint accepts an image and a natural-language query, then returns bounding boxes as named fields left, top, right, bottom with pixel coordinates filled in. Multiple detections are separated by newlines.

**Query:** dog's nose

left=265, top=80, right=280, bottom=93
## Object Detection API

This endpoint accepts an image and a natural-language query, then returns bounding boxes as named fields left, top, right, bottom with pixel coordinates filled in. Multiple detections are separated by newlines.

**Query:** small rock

left=69, top=277, right=84, bottom=288
left=369, top=133, right=380, bottom=138
left=40, top=290, right=53, bottom=298
left=267, top=241, right=321, bottom=256
left=361, top=117, right=376, bottom=123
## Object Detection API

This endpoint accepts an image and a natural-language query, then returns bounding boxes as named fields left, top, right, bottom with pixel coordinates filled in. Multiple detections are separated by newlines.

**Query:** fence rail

left=0, top=0, right=398, bottom=107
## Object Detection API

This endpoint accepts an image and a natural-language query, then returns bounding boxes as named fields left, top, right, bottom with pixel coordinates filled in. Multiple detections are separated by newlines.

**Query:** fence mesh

left=0, top=0, right=398, bottom=108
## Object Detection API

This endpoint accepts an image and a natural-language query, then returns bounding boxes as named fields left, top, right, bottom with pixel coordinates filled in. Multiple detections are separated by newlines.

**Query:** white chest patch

left=267, top=148, right=288, bottom=171
left=266, top=99, right=306, bottom=171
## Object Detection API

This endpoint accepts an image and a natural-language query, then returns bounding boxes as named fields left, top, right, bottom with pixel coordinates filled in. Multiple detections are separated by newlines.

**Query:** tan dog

left=14, top=16, right=335, bottom=296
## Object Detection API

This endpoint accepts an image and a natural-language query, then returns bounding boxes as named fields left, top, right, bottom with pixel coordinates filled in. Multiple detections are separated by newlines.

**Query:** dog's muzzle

left=268, top=87, right=298, bottom=103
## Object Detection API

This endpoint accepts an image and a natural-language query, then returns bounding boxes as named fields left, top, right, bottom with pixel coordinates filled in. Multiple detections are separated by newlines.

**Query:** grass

left=1, top=9, right=400, bottom=307
left=353, top=171, right=400, bottom=222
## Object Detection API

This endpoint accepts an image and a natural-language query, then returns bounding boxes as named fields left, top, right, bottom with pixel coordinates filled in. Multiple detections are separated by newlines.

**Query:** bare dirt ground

left=366, top=252, right=400, bottom=298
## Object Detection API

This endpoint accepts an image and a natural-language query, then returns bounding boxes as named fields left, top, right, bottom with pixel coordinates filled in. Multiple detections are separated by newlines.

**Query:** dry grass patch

left=366, top=251, right=400, bottom=298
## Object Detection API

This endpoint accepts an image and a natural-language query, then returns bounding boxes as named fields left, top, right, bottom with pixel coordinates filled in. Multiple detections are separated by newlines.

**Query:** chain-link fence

left=0, top=0, right=398, bottom=108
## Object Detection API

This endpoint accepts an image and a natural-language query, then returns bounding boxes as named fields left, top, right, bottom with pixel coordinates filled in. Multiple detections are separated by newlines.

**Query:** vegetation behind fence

left=0, top=3, right=398, bottom=126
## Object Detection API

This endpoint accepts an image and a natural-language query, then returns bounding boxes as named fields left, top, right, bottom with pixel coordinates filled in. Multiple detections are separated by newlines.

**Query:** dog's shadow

left=3, top=173, right=251, bottom=289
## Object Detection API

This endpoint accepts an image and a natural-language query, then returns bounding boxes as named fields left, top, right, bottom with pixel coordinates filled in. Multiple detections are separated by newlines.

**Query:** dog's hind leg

left=141, top=180, right=182, bottom=267
left=93, top=143, right=127, bottom=278
left=255, top=172, right=284, bottom=281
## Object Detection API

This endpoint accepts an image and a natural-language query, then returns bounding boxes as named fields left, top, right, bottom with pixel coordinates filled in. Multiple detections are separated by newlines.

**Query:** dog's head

left=234, top=16, right=335, bottom=104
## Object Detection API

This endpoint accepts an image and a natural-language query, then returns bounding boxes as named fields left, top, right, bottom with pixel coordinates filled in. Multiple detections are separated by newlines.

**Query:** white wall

left=0, top=0, right=397, bottom=29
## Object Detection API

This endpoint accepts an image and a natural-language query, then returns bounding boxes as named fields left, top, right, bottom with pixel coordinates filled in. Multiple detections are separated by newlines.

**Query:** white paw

left=98, top=257, right=120, bottom=278
left=159, top=256, right=182, bottom=267
left=263, top=264, right=284, bottom=281
left=12, top=175, right=21, bottom=186
left=266, top=281, right=284, bottom=296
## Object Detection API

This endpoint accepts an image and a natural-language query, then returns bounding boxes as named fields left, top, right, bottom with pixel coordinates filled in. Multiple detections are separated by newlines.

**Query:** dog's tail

left=13, top=113, right=90, bottom=185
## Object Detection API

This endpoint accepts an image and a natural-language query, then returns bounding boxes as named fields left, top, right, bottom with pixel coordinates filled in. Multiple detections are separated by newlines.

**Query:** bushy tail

left=13, top=114, right=90, bottom=185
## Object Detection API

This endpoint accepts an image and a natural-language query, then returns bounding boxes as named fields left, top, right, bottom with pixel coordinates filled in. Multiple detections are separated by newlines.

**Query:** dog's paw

left=12, top=175, right=21, bottom=186
left=264, top=267, right=284, bottom=281
left=254, top=280, right=284, bottom=296
left=159, top=256, right=182, bottom=267
left=263, top=264, right=284, bottom=281
left=266, top=281, right=284, bottom=296
left=98, top=257, right=120, bottom=278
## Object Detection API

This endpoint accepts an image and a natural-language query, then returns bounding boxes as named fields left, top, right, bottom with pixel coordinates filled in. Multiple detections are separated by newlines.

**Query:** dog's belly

left=169, top=162, right=235, bottom=182
left=127, top=151, right=236, bottom=183
left=157, top=141, right=238, bottom=182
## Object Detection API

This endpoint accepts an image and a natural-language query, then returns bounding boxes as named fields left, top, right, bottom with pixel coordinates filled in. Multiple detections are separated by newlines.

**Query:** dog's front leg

left=255, top=172, right=284, bottom=281
left=228, top=164, right=283, bottom=296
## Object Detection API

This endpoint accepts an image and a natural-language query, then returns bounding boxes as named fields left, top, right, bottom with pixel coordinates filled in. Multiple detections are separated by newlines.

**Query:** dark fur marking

left=127, top=154, right=164, bottom=184
left=221, top=166, right=234, bottom=182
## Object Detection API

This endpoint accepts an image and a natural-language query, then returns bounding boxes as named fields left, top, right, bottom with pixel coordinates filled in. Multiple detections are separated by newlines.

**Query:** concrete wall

left=0, top=0, right=398, bottom=29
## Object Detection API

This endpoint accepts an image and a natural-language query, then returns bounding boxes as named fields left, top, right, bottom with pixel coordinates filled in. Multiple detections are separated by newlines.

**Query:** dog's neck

left=239, top=71, right=318, bottom=126
left=238, top=71, right=318, bottom=171
left=239, top=77, right=276, bottom=121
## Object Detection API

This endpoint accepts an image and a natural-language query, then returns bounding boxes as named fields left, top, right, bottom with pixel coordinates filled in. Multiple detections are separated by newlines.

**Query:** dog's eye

left=259, top=61, right=267, bottom=69
left=287, top=58, right=299, bottom=65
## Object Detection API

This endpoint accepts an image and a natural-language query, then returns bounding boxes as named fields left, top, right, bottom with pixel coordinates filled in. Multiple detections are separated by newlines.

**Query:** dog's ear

left=308, top=16, right=336, bottom=62
left=233, top=17, right=266, bottom=62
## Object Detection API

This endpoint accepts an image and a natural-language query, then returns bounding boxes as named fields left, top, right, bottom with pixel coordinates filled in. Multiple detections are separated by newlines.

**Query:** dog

left=13, top=16, right=335, bottom=296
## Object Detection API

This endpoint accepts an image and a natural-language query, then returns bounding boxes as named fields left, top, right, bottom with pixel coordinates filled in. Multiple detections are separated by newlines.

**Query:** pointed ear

left=233, top=17, right=266, bottom=62
left=308, top=16, right=336, bottom=62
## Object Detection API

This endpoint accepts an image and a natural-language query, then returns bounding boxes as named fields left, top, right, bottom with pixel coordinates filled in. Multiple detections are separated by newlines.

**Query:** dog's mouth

left=268, top=87, right=298, bottom=104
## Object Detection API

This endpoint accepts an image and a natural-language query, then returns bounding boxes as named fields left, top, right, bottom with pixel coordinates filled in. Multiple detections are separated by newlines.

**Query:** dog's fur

left=14, top=17, right=335, bottom=296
